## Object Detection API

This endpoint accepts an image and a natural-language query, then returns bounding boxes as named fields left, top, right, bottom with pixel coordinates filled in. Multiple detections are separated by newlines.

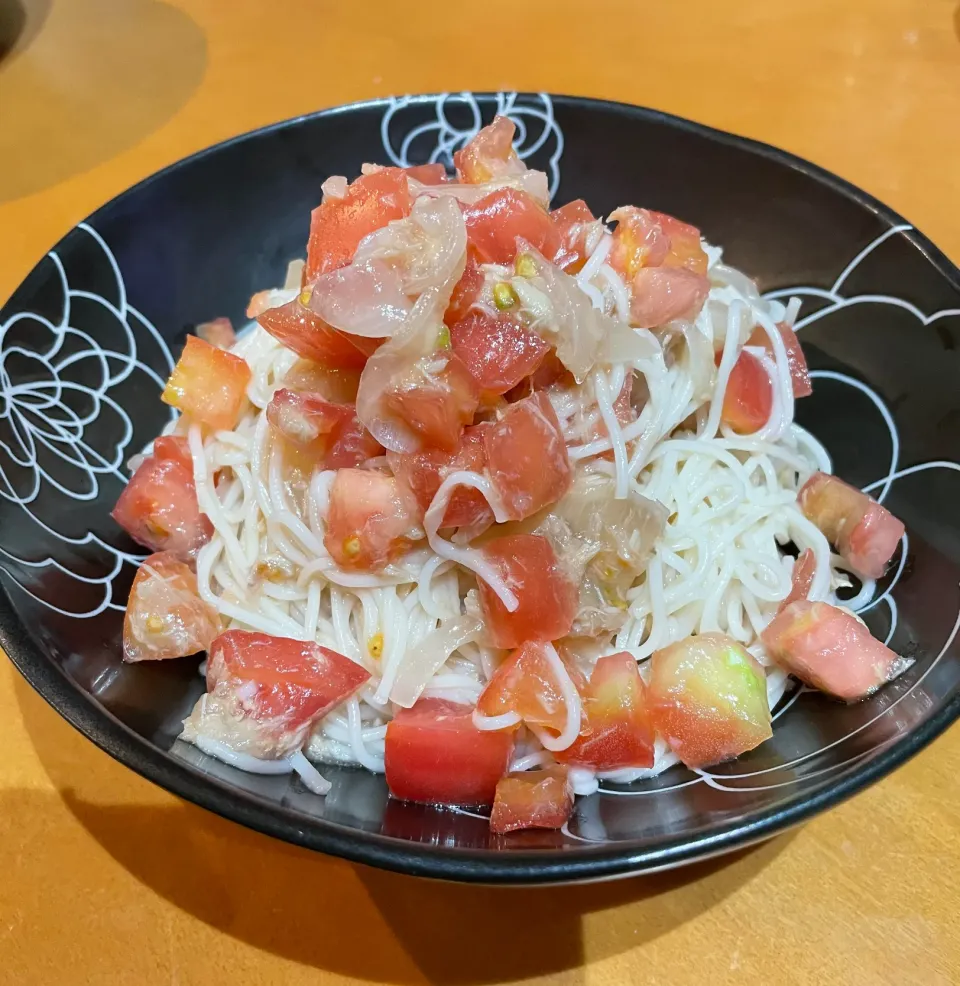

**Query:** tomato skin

left=550, top=199, right=597, bottom=272
left=483, top=392, right=572, bottom=520
left=747, top=322, right=812, bottom=398
left=162, top=336, right=251, bottom=431
left=123, top=551, right=220, bottom=662
left=305, top=168, right=412, bottom=280
left=450, top=308, right=549, bottom=397
left=389, top=423, right=494, bottom=531
left=454, top=115, right=522, bottom=184
left=444, top=252, right=485, bottom=327
left=477, top=535, right=578, bottom=648
left=258, top=300, right=369, bottom=370
left=477, top=641, right=571, bottom=734
left=112, top=436, right=213, bottom=560
left=463, top=188, right=560, bottom=266
left=324, top=468, right=421, bottom=571
left=385, top=698, right=515, bottom=807
left=556, top=652, right=655, bottom=771
left=798, top=472, right=904, bottom=579
left=648, top=632, right=772, bottom=769
left=720, top=349, right=774, bottom=434
left=762, top=600, right=907, bottom=701
left=383, top=349, right=480, bottom=453
left=490, top=766, right=574, bottom=834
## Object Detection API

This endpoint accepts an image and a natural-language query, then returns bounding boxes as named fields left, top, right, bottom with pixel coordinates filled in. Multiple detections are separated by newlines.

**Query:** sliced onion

left=511, top=248, right=659, bottom=382
left=390, top=615, right=483, bottom=708
left=408, top=169, right=551, bottom=208
left=306, top=260, right=411, bottom=337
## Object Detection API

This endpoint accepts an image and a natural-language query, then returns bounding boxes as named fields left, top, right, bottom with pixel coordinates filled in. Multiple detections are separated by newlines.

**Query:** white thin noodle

left=175, top=234, right=856, bottom=787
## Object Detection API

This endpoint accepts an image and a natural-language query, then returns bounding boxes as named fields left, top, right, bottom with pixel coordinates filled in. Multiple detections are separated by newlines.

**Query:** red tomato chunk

left=162, top=336, right=251, bottom=431
left=550, top=199, right=596, bottom=272
left=477, top=641, right=572, bottom=735
left=557, top=652, right=655, bottom=771
left=444, top=253, right=485, bottom=327
left=762, top=600, right=910, bottom=701
left=779, top=548, right=816, bottom=614
left=266, top=389, right=382, bottom=469
left=390, top=423, right=494, bottom=531
left=385, top=698, right=515, bottom=807
left=305, top=168, right=412, bottom=281
left=185, top=630, right=370, bottom=758
left=477, top=535, right=577, bottom=648
left=748, top=322, right=812, bottom=398
left=112, top=436, right=213, bottom=560
left=123, top=551, right=220, bottom=662
left=463, top=188, right=559, bottom=266
left=798, top=472, right=904, bottom=580
left=490, top=766, right=574, bottom=834
left=454, top=115, right=523, bottom=185
left=648, top=632, right=772, bottom=768
left=483, top=392, right=572, bottom=521
left=324, top=468, right=421, bottom=571
left=721, top=348, right=773, bottom=435
left=382, top=349, right=479, bottom=453
left=629, top=266, right=709, bottom=330
left=450, top=308, right=549, bottom=397
left=258, top=299, right=369, bottom=370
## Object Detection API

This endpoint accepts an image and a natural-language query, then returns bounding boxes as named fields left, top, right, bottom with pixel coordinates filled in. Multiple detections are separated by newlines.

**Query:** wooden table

left=2, top=1, right=959, bottom=983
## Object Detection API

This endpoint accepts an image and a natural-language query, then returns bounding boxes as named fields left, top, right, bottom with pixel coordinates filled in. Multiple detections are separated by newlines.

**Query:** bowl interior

left=2, top=93, right=960, bottom=882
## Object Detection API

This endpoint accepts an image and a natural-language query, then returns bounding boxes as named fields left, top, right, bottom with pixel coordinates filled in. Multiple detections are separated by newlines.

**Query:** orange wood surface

left=1, top=1, right=959, bottom=983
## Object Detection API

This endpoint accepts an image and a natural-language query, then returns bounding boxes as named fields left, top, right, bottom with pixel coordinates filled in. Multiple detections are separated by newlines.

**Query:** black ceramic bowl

left=2, top=93, right=960, bottom=884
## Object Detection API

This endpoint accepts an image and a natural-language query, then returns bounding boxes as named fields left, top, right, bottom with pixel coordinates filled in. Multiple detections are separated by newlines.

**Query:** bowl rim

left=2, top=92, right=960, bottom=884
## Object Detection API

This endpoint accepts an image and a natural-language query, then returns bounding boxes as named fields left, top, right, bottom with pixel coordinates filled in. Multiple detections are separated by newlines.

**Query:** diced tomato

left=610, top=207, right=707, bottom=279
left=798, top=472, right=905, bottom=580
left=527, top=350, right=575, bottom=393
left=325, top=415, right=384, bottom=469
left=383, top=349, right=479, bottom=453
left=609, top=206, right=671, bottom=279
left=162, top=336, right=251, bottom=431
left=324, top=468, right=420, bottom=571
left=483, top=392, right=571, bottom=520
left=258, top=300, right=369, bottom=371
left=454, top=115, right=523, bottom=184
left=282, top=359, right=362, bottom=405
left=648, top=632, right=772, bottom=768
left=629, top=266, right=710, bottom=329
left=266, top=389, right=353, bottom=449
left=490, top=766, right=574, bottom=834
left=112, top=436, right=213, bottom=560
left=477, top=535, right=578, bottom=648
left=305, top=168, right=412, bottom=281
left=405, top=163, right=447, bottom=184
left=762, top=600, right=909, bottom=701
left=450, top=309, right=549, bottom=397
left=122, top=552, right=219, bottom=662
left=721, top=348, right=773, bottom=434
left=463, top=189, right=560, bottom=266
left=779, top=548, right=817, bottom=613
left=266, top=388, right=382, bottom=471
left=477, top=641, right=571, bottom=734
left=557, top=652, right=655, bottom=771
left=390, top=423, right=494, bottom=531
left=550, top=199, right=596, bottom=272
left=656, top=212, right=708, bottom=275
left=197, top=630, right=370, bottom=756
left=196, top=316, right=236, bottom=350
left=747, top=322, right=812, bottom=399
left=444, top=252, right=485, bottom=327
left=385, top=698, right=515, bottom=806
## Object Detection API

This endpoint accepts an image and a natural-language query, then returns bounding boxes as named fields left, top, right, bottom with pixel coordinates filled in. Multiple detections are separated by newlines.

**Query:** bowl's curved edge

left=2, top=92, right=960, bottom=884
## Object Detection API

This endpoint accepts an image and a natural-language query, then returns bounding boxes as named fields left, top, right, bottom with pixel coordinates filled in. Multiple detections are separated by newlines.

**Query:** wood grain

left=1, top=1, right=959, bottom=982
